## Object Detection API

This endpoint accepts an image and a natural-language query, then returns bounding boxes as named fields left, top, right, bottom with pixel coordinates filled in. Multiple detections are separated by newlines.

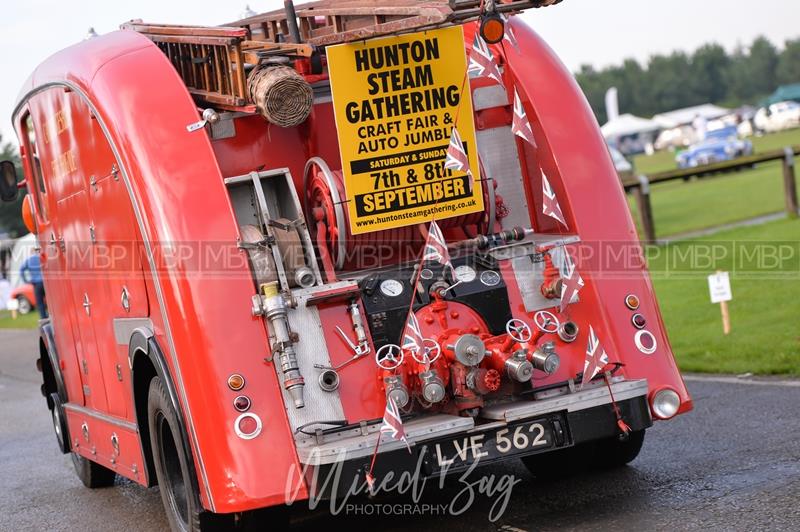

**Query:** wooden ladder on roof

left=122, top=0, right=562, bottom=112
left=232, top=0, right=562, bottom=46
left=121, top=21, right=313, bottom=111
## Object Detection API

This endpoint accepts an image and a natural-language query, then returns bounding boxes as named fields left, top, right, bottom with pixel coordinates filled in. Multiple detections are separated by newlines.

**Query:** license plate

left=429, top=417, right=563, bottom=472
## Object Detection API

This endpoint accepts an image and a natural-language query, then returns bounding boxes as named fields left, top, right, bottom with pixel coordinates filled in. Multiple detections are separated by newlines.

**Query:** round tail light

left=651, top=389, right=680, bottom=419
left=234, top=413, right=262, bottom=440
left=634, top=329, right=657, bottom=354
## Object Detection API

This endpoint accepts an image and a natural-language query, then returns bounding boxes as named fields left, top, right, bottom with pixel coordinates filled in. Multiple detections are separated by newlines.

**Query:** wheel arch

left=38, top=320, right=66, bottom=408
left=128, top=328, right=199, bottom=498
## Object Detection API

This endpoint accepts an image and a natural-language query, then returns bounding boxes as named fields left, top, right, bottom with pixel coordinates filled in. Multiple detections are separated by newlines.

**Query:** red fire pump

left=375, top=288, right=563, bottom=416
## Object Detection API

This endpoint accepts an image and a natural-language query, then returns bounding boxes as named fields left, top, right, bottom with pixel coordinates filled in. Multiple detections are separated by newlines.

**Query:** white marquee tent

left=600, top=113, right=661, bottom=139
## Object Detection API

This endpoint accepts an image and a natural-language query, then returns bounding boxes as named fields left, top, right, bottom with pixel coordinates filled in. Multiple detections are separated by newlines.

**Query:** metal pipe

left=262, top=282, right=305, bottom=408
left=284, top=1, right=302, bottom=44
left=505, top=350, right=533, bottom=382
left=384, top=375, right=410, bottom=408
left=347, top=300, right=369, bottom=354
left=531, top=341, right=560, bottom=375
left=419, top=370, right=446, bottom=403
left=318, top=369, right=339, bottom=392
left=294, top=266, right=315, bottom=288
left=558, top=321, right=579, bottom=343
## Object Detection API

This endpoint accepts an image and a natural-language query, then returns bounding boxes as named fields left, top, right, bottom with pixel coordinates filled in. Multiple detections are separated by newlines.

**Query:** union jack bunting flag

left=468, top=34, right=503, bottom=84
left=504, top=23, right=520, bottom=52
left=559, top=248, right=584, bottom=312
left=541, top=170, right=567, bottom=227
left=444, top=126, right=472, bottom=184
left=512, top=89, right=536, bottom=146
left=422, top=220, right=452, bottom=271
left=582, top=325, right=609, bottom=387
left=380, top=395, right=411, bottom=451
left=401, top=313, right=425, bottom=353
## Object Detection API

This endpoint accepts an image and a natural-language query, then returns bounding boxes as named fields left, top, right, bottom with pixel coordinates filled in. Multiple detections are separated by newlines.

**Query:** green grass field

left=626, top=129, right=800, bottom=239
left=0, top=310, right=40, bottom=329
left=647, top=217, right=800, bottom=375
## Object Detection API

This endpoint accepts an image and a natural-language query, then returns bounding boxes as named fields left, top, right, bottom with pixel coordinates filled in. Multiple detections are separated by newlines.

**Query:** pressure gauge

left=379, top=279, right=404, bottom=297
left=480, top=270, right=501, bottom=287
left=454, top=265, right=477, bottom=283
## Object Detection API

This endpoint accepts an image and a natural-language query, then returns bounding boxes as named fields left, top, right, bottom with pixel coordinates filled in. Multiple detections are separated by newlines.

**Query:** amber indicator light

left=227, top=374, right=245, bottom=391
left=480, top=14, right=505, bottom=45
left=625, top=294, right=640, bottom=310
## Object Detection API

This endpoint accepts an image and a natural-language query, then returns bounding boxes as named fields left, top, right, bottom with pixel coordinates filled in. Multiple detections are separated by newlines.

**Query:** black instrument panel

left=359, top=254, right=513, bottom=349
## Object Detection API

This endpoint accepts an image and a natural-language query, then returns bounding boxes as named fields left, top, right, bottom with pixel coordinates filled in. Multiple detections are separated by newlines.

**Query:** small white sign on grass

left=708, top=271, right=732, bottom=303
left=708, top=271, right=732, bottom=335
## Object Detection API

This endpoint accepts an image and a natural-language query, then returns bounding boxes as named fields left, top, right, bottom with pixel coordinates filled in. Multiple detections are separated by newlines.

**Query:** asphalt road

left=2, top=328, right=799, bottom=531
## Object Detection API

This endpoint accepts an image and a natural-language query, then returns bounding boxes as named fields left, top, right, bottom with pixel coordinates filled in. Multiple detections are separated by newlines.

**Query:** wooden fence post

left=632, top=174, right=656, bottom=244
left=783, top=147, right=799, bottom=218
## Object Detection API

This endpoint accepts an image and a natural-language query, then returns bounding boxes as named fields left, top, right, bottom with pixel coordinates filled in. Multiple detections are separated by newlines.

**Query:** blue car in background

left=676, top=126, right=753, bottom=169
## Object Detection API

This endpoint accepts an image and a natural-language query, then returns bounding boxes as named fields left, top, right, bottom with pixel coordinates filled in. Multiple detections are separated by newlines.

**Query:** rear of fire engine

left=5, top=1, right=692, bottom=530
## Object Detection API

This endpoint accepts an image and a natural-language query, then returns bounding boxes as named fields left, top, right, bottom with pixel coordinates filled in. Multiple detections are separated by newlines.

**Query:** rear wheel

left=594, top=429, right=646, bottom=468
left=147, top=376, right=289, bottom=531
left=148, top=376, right=207, bottom=532
left=521, top=429, right=646, bottom=478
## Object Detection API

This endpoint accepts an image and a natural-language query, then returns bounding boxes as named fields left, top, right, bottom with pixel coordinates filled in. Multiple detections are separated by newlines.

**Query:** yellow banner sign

left=327, top=26, right=483, bottom=234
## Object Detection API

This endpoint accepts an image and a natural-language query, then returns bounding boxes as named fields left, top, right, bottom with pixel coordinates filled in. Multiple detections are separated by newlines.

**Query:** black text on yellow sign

left=327, top=26, right=483, bottom=234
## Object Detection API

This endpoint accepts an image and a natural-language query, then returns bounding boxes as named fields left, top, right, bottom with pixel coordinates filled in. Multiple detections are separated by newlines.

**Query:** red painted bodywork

left=13, top=17, right=691, bottom=516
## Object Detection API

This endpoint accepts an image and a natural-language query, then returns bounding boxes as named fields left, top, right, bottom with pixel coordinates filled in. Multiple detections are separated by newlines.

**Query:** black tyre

left=49, top=392, right=70, bottom=454
left=521, top=442, right=595, bottom=479
left=521, top=430, right=645, bottom=478
left=594, top=429, right=646, bottom=468
left=148, top=376, right=289, bottom=531
left=71, top=452, right=117, bottom=488
left=148, top=376, right=207, bottom=532
left=17, top=295, right=32, bottom=314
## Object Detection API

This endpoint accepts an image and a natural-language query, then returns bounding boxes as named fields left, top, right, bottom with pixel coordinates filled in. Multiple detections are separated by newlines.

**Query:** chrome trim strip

left=481, top=379, right=650, bottom=422
left=113, top=318, right=154, bottom=345
left=295, top=414, right=474, bottom=465
left=15, top=80, right=215, bottom=509
left=64, top=403, right=138, bottom=433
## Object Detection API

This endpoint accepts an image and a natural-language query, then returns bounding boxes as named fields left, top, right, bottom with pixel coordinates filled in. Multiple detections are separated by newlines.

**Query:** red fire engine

left=0, top=1, right=691, bottom=530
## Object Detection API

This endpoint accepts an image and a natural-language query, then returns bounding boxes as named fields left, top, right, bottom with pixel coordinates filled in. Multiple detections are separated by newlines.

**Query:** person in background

left=692, top=113, right=708, bottom=141
left=20, top=253, right=47, bottom=319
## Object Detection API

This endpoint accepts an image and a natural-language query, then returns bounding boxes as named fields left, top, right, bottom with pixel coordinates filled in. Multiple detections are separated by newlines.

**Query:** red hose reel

left=304, top=157, right=499, bottom=273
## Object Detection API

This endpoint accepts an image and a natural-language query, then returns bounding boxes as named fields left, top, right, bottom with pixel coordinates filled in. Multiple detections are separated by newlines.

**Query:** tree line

left=576, top=35, right=800, bottom=125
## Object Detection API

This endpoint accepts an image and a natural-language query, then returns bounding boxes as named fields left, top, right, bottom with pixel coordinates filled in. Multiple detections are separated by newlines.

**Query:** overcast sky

left=1, top=0, right=797, bottom=143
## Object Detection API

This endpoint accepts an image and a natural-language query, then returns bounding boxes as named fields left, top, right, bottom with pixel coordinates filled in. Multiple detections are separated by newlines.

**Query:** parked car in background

left=676, top=126, right=753, bottom=169
left=608, top=145, right=633, bottom=178
left=9, top=283, right=35, bottom=314
left=753, top=101, right=800, bottom=133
